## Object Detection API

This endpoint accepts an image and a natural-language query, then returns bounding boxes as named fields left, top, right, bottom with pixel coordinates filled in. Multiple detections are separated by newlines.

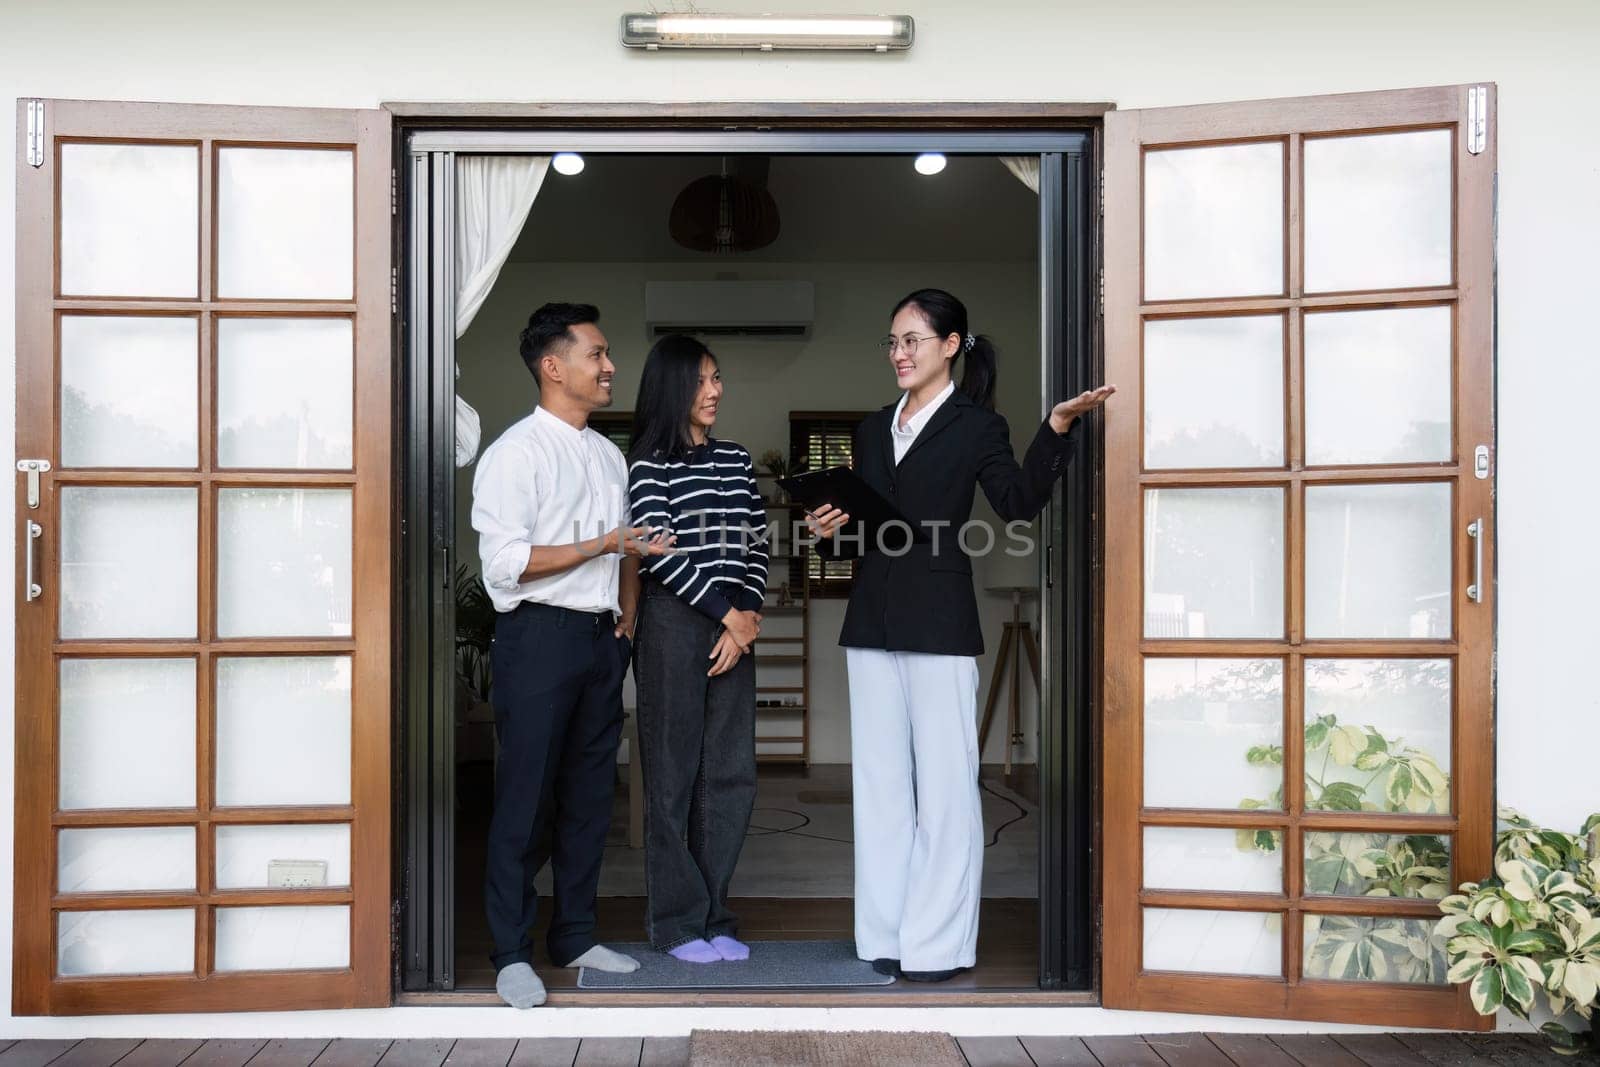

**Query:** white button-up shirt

left=471, top=405, right=629, bottom=614
left=891, top=379, right=956, bottom=465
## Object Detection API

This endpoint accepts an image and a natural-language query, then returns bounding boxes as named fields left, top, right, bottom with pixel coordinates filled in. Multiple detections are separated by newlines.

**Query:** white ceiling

left=508, top=153, right=1039, bottom=264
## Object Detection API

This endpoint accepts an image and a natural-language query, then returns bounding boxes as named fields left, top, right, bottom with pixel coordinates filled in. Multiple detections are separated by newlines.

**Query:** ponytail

left=958, top=334, right=998, bottom=411
left=890, top=287, right=1000, bottom=411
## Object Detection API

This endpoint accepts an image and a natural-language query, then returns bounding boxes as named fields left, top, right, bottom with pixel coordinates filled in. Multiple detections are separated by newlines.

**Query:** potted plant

left=1436, top=809, right=1600, bottom=1055
left=760, top=448, right=790, bottom=503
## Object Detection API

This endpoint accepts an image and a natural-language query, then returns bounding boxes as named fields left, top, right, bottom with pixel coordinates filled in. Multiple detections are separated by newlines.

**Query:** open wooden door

left=1101, top=85, right=1496, bottom=1028
left=13, top=99, right=392, bottom=1014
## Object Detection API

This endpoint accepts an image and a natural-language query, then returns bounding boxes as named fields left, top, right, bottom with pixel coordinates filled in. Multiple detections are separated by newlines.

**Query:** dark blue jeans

left=633, top=584, right=757, bottom=949
left=484, top=601, right=627, bottom=969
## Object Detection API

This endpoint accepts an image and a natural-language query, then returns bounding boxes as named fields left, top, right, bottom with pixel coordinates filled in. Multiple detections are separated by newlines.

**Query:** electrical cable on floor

left=979, top=779, right=1029, bottom=848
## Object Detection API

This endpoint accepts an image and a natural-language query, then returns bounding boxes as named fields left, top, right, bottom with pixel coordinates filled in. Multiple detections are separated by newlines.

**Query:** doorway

left=396, top=117, right=1099, bottom=1001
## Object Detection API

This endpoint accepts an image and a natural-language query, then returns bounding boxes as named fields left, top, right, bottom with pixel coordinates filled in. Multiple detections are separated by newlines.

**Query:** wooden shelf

left=755, top=685, right=805, bottom=694
left=758, top=655, right=806, bottom=666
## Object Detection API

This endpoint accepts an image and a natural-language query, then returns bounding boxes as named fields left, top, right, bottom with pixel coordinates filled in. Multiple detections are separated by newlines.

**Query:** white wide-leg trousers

left=846, top=647, right=983, bottom=972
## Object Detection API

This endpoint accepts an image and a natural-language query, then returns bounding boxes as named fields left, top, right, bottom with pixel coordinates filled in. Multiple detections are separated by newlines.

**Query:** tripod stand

left=978, top=585, right=1041, bottom=777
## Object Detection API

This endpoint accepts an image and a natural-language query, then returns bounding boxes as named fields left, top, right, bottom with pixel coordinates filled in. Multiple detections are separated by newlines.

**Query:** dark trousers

left=633, top=584, right=758, bottom=949
left=484, top=600, right=628, bottom=970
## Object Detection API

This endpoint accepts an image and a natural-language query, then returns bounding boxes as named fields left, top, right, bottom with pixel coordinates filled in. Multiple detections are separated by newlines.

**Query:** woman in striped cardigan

left=626, top=334, right=769, bottom=963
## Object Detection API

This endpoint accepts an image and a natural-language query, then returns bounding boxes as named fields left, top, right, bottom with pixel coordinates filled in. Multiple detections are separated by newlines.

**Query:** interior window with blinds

left=788, top=412, right=869, bottom=598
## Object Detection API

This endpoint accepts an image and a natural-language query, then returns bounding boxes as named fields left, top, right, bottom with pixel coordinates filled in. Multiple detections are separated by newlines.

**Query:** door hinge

left=25, top=100, right=44, bottom=168
left=1468, top=86, right=1488, bottom=155
left=391, top=266, right=399, bottom=315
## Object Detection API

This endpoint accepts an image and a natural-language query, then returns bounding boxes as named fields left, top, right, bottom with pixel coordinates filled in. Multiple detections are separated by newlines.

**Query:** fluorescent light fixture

left=914, top=153, right=947, bottom=175
left=621, top=13, right=914, bottom=51
left=552, top=152, right=585, bottom=176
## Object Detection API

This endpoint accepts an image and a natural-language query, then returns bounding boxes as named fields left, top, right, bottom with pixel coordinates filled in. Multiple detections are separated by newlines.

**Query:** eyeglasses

left=878, top=334, right=941, bottom=355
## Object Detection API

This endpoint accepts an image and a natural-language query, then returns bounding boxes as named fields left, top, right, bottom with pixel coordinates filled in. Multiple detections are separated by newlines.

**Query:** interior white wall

left=3, top=0, right=1596, bottom=1036
left=456, top=258, right=1046, bottom=766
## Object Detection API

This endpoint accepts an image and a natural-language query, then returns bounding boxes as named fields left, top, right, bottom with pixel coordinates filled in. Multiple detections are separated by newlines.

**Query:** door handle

left=23, top=520, right=42, bottom=602
left=1466, top=518, right=1483, bottom=604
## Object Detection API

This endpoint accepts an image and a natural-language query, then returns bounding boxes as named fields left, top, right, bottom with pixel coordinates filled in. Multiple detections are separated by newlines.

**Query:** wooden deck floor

left=0, top=1032, right=1584, bottom=1067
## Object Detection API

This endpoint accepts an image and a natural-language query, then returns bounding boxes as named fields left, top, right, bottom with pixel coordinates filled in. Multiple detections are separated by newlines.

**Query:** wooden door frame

left=12, top=99, right=393, bottom=1015
left=1100, top=85, right=1497, bottom=1029
left=386, top=101, right=1108, bottom=1003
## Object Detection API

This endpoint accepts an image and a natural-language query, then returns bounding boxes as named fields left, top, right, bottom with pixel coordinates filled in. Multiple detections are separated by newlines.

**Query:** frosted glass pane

left=60, top=143, right=198, bottom=298
left=1305, top=130, right=1452, bottom=293
left=59, top=827, right=196, bottom=893
left=1305, top=483, right=1451, bottom=639
left=218, top=148, right=353, bottom=300
left=1306, top=307, right=1452, bottom=465
left=216, top=824, right=351, bottom=889
left=1303, top=915, right=1447, bottom=984
left=1143, top=908, right=1281, bottom=977
left=215, top=906, right=349, bottom=971
left=61, top=316, right=198, bottom=468
left=1145, top=142, right=1283, bottom=300
left=216, top=657, right=351, bottom=806
left=60, top=487, right=197, bottom=639
left=1145, top=315, right=1284, bottom=468
left=60, top=659, right=196, bottom=810
left=1144, top=827, right=1283, bottom=893
left=217, top=489, right=352, bottom=638
left=1145, top=488, right=1284, bottom=638
left=218, top=318, right=354, bottom=469
left=1305, top=659, right=1452, bottom=814
left=58, top=909, right=194, bottom=977
left=1144, top=658, right=1283, bottom=810
left=1303, top=832, right=1452, bottom=899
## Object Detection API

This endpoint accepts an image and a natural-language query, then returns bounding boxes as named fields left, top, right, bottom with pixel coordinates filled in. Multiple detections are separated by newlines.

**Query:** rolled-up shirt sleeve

left=472, top=440, right=538, bottom=592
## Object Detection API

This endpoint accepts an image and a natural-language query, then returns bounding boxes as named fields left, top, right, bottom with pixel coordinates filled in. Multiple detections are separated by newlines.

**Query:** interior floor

left=453, top=763, right=1041, bottom=992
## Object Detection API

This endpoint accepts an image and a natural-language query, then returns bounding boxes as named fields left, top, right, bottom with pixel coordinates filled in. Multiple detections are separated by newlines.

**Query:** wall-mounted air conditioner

left=644, top=280, right=814, bottom=338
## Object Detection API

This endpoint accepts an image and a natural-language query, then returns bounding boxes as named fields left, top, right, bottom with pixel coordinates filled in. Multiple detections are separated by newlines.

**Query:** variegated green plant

left=1436, top=809, right=1600, bottom=1055
left=1237, top=711, right=1454, bottom=983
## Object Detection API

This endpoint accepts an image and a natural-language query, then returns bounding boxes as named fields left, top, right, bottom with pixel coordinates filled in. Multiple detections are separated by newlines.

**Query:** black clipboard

left=778, top=466, right=925, bottom=546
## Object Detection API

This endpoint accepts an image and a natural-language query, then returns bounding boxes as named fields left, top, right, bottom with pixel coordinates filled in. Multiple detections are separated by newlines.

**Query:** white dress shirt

left=471, top=405, right=629, bottom=614
left=891, top=379, right=957, bottom=465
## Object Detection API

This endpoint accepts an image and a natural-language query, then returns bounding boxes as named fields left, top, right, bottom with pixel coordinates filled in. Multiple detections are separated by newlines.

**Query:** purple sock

left=668, top=939, right=722, bottom=963
left=710, top=935, right=749, bottom=961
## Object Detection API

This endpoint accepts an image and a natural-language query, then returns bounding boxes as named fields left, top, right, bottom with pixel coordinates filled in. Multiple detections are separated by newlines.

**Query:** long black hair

left=629, top=333, right=717, bottom=463
left=890, top=288, right=998, bottom=410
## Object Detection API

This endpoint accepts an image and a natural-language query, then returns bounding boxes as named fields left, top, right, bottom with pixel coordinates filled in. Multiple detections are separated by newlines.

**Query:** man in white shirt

left=471, top=303, right=671, bottom=1009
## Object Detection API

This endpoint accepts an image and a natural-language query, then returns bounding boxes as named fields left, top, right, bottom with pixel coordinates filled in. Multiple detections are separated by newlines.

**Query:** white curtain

left=452, top=155, right=551, bottom=466
left=1000, top=156, right=1040, bottom=195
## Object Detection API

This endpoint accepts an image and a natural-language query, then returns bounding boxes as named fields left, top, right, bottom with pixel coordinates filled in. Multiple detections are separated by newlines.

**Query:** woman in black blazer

left=808, top=288, right=1113, bottom=982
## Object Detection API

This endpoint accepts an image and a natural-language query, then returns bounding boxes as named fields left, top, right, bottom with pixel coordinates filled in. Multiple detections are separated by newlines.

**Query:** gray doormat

left=688, top=1029, right=965, bottom=1066
left=577, top=940, right=894, bottom=989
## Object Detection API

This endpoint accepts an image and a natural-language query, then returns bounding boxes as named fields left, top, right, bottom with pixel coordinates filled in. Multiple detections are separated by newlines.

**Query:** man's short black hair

left=519, top=302, right=600, bottom=383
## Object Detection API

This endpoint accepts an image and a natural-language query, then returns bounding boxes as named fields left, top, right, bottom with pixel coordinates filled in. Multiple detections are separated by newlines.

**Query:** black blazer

left=818, top=389, right=1077, bottom=656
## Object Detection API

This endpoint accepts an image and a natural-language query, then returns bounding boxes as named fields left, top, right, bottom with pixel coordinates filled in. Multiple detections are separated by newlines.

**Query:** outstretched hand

left=1048, top=384, right=1117, bottom=434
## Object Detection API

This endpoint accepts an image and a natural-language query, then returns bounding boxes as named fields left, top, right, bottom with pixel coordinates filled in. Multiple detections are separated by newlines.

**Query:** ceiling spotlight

left=553, top=153, right=585, bottom=176
left=914, top=153, right=947, bottom=176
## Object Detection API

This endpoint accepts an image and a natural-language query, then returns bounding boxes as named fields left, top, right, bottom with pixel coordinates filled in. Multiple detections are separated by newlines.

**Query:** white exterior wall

left=3, top=0, right=1596, bottom=1038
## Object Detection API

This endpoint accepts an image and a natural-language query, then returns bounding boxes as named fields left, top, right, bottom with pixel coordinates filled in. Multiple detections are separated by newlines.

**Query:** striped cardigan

left=627, top=439, right=771, bottom=622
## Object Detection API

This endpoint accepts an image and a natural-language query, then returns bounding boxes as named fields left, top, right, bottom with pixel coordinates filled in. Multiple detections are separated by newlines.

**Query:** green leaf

left=1563, top=960, right=1599, bottom=1005
left=1305, top=720, right=1330, bottom=749
left=1254, top=830, right=1278, bottom=853
left=1447, top=956, right=1486, bottom=984
left=1410, top=755, right=1449, bottom=797
left=1469, top=966, right=1504, bottom=1015
left=1501, top=958, right=1536, bottom=1011
left=1320, top=781, right=1366, bottom=812
left=1507, top=929, right=1561, bottom=954
left=1330, top=725, right=1368, bottom=766
left=1537, top=1021, right=1581, bottom=1053
left=1386, top=763, right=1416, bottom=809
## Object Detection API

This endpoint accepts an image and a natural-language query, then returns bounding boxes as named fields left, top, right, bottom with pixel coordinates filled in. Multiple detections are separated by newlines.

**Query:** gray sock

left=566, top=944, right=640, bottom=973
left=495, top=962, right=546, bottom=1008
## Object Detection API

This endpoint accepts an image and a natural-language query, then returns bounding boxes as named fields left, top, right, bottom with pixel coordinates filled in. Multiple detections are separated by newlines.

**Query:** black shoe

left=871, top=957, right=901, bottom=977
left=902, top=966, right=965, bottom=983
